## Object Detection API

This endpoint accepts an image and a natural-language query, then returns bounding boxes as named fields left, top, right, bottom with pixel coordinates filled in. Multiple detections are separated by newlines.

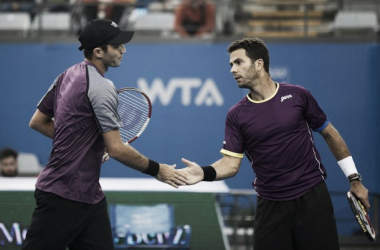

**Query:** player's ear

left=255, top=58, right=264, bottom=71
left=94, top=47, right=103, bottom=58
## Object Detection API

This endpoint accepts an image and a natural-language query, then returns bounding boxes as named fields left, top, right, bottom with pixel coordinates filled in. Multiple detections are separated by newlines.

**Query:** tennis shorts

left=253, top=181, right=340, bottom=250
left=22, top=189, right=114, bottom=250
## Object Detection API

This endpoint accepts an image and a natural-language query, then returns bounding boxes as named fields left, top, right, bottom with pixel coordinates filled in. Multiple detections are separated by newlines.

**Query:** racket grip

left=102, top=153, right=109, bottom=162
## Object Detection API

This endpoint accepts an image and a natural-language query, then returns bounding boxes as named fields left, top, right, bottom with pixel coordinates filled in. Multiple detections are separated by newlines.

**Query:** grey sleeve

left=87, top=66, right=123, bottom=133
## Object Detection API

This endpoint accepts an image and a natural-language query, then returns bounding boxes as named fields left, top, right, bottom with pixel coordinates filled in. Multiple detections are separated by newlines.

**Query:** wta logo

left=137, top=78, right=224, bottom=106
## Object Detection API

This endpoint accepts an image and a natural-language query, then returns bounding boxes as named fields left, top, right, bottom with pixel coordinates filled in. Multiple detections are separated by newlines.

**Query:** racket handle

left=102, top=153, right=109, bottom=162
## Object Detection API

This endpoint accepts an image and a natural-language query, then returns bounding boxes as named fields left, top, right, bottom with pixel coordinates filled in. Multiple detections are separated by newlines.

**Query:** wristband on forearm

left=143, top=159, right=160, bottom=177
left=348, top=173, right=362, bottom=182
left=202, top=166, right=216, bottom=181
left=337, top=156, right=359, bottom=181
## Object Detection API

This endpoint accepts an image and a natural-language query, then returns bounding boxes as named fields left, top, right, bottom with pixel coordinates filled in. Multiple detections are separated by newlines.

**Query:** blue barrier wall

left=0, top=42, right=379, bottom=195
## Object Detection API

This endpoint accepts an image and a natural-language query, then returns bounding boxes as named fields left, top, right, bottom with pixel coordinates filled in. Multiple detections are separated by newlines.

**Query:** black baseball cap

left=78, top=19, right=134, bottom=51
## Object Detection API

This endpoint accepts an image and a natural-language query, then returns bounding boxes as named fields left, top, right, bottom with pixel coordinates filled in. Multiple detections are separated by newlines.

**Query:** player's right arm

left=102, top=129, right=187, bottom=188
left=29, top=109, right=55, bottom=139
left=102, top=129, right=150, bottom=171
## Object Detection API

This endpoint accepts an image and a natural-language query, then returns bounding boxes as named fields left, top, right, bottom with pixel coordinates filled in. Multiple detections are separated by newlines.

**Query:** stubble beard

left=237, top=79, right=251, bottom=90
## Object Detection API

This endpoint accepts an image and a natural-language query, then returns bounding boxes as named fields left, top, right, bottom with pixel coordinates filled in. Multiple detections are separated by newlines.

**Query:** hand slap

left=155, top=163, right=188, bottom=188
left=179, top=158, right=204, bottom=185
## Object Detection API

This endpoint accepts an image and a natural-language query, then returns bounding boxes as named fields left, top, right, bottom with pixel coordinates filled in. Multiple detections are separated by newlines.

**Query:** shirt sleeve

left=220, top=107, right=245, bottom=158
left=37, top=75, right=61, bottom=118
left=87, top=67, right=123, bottom=133
left=301, top=87, right=328, bottom=132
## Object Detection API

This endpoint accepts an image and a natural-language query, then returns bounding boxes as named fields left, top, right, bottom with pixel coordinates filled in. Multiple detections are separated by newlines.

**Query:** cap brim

left=108, top=30, right=134, bottom=45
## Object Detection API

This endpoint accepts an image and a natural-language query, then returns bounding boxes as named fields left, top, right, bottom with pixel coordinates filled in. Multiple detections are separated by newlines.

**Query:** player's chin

left=109, top=62, right=122, bottom=68
left=238, top=83, right=249, bottom=89
left=236, top=80, right=244, bottom=87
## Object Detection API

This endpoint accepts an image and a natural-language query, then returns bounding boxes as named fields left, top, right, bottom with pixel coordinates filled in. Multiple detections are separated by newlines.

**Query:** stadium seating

left=133, top=12, right=175, bottom=35
left=0, top=13, right=31, bottom=37
left=31, top=12, right=71, bottom=34
left=17, top=152, right=43, bottom=177
left=331, top=11, right=379, bottom=35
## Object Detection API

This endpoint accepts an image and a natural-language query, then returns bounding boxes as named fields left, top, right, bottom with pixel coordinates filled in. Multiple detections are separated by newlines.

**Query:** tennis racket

left=347, top=191, right=376, bottom=241
left=103, top=87, right=152, bottom=160
left=117, top=87, right=152, bottom=143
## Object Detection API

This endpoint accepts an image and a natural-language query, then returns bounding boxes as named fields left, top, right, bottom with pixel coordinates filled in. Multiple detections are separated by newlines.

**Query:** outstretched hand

left=155, top=164, right=188, bottom=188
left=177, top=158, right=204, bottom=185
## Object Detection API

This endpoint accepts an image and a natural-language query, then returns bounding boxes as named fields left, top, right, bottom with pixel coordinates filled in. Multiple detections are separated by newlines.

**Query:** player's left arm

left=29, top=109, right=55, bottom=139
left=319, top=122, right=370, bottom=210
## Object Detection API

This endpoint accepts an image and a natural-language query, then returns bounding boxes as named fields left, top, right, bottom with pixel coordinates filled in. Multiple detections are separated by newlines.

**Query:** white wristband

left=337, top=156, right=358, bottom=177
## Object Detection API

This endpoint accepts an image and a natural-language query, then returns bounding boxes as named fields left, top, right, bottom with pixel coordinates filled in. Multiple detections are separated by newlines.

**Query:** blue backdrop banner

left=0, top=42, right=379, bottom=195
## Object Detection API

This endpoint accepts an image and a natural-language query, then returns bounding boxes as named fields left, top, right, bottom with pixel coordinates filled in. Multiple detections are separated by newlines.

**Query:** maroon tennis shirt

left=221, top=83, right=329, bottom=201
left=35, top=61, right=123, bottom=204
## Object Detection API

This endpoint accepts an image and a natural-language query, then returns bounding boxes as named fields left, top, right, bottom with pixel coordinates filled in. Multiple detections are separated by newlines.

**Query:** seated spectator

left=80, top=0, right=134, bottom=29
left=48, top=0, right=72, bottom=12
left=0, top=0, right=36, bottom=20
left=0, top=147, right=18, bottom=177
left=174, top=0, right=215, bottom=38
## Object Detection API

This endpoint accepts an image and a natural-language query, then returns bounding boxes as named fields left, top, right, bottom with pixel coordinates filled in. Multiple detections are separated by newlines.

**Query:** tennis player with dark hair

left=23, top=19, right=187, bottom=250
left=180, top=37, right=370, bottom=250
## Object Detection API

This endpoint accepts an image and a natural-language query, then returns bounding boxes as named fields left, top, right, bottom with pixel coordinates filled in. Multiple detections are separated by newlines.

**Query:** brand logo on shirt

left=281, top=94, right=292, bottom=102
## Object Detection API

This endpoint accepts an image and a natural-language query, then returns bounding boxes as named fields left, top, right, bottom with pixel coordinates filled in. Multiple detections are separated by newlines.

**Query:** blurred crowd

left=0, top=0, right=219, bottom=38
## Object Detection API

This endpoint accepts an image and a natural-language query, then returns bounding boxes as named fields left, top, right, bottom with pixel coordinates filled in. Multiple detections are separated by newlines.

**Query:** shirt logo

left=111, top=22, right=118, bottom=28
left=281, top=94, right=292, bottom=102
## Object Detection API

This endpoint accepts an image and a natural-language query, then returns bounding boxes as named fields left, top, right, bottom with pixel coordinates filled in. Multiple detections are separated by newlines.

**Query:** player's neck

left=85, top=59, right=108, bottom=76
left=249, top=76, right=276, bottom=101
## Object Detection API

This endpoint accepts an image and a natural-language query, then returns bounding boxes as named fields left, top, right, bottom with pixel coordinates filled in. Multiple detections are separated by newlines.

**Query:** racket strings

left=118, top=90, right=150, bottom=143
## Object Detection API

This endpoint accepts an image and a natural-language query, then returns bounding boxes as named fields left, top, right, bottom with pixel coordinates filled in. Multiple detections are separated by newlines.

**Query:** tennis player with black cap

left=23, top=19, right=187, bottom=250
left=78, top=19, right=134, bottom=51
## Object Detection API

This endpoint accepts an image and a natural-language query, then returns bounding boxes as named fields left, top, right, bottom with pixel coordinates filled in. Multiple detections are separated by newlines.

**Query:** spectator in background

left=0, top=147, right=18, bottom=177
left=48, top=0, right=72, bottom=12
left=80, top=0, right=134, bottom=29
left=174, top=0, right=215, bottom=38
left=0, top=0, right=36, bottom=20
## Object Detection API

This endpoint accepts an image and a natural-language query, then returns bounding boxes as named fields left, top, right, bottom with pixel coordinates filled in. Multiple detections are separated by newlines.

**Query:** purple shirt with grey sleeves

left=221, top=83, right=329, bottom=201
left=35, top=61, right=123, bottom=204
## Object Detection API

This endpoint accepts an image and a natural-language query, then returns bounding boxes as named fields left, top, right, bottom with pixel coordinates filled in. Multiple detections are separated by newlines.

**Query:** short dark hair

left=83, top=44, right=108, bottom=59
left=227, top=37, right=270, bottom=74
left=0, top=147, right=18, bottom=160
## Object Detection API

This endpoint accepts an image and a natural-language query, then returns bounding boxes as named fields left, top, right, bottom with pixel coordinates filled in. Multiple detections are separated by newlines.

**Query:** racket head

left=347, top=191, right=376, bottom=241
left=117, top=87, right=152, bottom=144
